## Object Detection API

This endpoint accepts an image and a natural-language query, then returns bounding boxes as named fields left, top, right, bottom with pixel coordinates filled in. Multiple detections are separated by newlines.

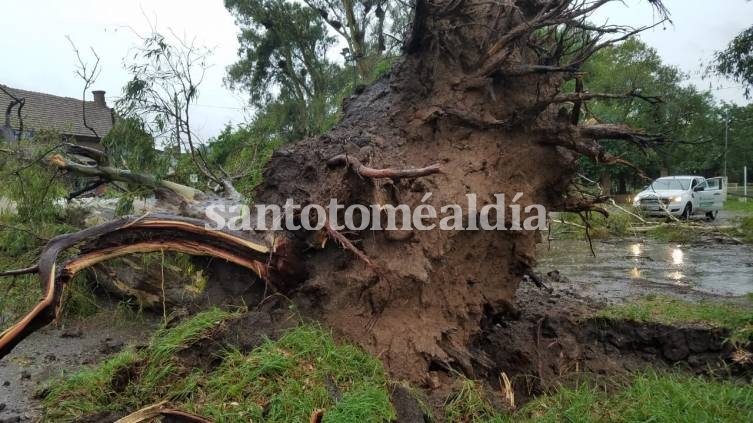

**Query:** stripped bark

left=0, top=214, right=304, bottom=360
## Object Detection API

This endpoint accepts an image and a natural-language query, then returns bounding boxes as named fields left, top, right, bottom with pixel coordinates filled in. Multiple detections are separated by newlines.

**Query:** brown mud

left=468, top=286, right=751, bottom=405
left=0, top=312, right=159, bottom=422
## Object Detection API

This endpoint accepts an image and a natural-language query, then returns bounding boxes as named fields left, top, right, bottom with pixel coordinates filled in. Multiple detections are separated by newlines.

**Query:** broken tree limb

left=48, top=154, right=205, bottom=202
left=0, top=213, right=303, bottom=360
left=0, top=265, right=39, bottom=277
left=326, top=154, right=442, bottom=179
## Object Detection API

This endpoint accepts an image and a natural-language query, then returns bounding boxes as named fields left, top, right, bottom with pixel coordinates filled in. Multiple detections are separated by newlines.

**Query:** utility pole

left=724, top=111, right=729, bottom=178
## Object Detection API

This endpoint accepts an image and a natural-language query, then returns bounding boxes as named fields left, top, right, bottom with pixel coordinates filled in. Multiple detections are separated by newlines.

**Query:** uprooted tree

left=0, top=0, right=668, bottom=383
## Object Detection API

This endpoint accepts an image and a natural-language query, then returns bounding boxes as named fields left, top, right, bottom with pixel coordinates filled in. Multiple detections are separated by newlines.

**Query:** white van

left=632, top=176, right=727, bottom=220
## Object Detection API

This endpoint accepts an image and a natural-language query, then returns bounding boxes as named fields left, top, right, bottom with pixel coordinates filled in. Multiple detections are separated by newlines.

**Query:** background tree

left=117, top=27, right=222, bottom=185
left=577, top=39, right=722, bottom=193
left=716, top=25, right=753, bottom=98
left=301, top=0, right=390, bottom=80
left=225, top=0, right=349, bottom=142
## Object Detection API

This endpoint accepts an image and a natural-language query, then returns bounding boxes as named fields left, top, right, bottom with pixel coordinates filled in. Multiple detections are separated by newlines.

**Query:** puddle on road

left=536, top=239, right=753, bottom=301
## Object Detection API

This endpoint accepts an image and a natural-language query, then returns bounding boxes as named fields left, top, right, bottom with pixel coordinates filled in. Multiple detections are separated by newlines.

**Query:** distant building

left=0, top=84, right=115, bottom=149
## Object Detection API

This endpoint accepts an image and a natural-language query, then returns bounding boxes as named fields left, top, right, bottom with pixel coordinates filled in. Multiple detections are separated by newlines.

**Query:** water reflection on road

left=536, top=239, right=753, bottom=301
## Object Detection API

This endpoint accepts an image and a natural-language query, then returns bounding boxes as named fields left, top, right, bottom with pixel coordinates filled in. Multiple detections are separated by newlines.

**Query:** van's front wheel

left=681, top=203, right=692, bottom=220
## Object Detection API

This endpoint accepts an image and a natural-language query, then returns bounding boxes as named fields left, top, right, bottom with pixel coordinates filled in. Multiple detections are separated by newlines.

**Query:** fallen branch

left=579, top=123, right=664, bottom=147
left=115, top=402, right=213, bottom=423
left=0, top=265, right=39, bottom=277
left=48, top=154, right=204, bottom=202
left=0, top=213, right=303, bottom=360
left=545, top=89, right=662, bottom=106
left=609, top=199, right=646, bottom=224
left=327, top=154, right=442, bottom=179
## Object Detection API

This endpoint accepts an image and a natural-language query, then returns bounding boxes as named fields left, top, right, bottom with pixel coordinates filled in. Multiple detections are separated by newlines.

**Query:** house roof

left=0, top=84, right=114, bottom=139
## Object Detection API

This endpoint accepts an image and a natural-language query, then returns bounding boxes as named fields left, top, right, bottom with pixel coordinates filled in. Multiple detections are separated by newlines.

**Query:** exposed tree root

left=322, top=219, right=375, bottom=268
left=326, top=154, right=442, bottom=179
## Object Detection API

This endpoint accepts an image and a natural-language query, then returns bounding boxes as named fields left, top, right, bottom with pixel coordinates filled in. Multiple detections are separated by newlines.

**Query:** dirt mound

left=466, top=286, right=752, bottom=406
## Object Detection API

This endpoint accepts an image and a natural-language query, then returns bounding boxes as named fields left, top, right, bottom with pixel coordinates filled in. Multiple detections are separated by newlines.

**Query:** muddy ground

left=0, top=315, right=158, bottom=422
left=538, top=210, right=753, bottom=304
left=1, top=214, right=752, bottom=421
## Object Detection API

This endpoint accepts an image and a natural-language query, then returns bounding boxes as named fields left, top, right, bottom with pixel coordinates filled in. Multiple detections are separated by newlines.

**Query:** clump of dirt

left=464, top=285, right=753, bottom=406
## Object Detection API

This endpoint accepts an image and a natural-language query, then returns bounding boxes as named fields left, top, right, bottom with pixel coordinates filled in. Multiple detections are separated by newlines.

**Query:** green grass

left=43, top=310, right=395, bottom=423
left=599, top=295, right=753, bottom=345
left=644, top=224, right=698, bottom=242
left=516, top=370, right=753, bottom=422
left=550, top=210, right=639, bottom=241
left=724, top=198, right=753, bottom=213
left=442, top=371, right=753, bottom=422
left=444, top=377, right=506, bottom=423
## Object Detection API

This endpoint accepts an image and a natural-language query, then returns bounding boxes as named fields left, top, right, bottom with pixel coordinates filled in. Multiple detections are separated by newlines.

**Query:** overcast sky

left=1, top=0, right=751, bottom=140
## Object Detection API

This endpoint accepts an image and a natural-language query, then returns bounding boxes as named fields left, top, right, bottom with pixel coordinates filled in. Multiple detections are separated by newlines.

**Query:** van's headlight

left=672, top=196, right=682, bottom=203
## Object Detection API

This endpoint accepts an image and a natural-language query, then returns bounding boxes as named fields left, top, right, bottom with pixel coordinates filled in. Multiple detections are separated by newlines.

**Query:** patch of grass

left=44, top=308, right=236, bottom=421
left=43, top=348, right=141, bottom=418
left=737, top=215, right=753, bottom=243
left=442, top=371, right=753, bottom=423
left=550, top=209, right=643, bottom=241
left=444, top=377, right=505, bottom=423
left=724, top=199, right=753, bottom=213
left=43, top=313, right=395, bottom=423
left=516, top=370, right=753, bottom=422
left=643, top=224, right=697, bottom=243
left=599, top=295, right=753, bottom=345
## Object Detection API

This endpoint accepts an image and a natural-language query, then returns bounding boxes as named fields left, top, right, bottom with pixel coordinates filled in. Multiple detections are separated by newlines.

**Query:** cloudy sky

left=2, top=0, right=751, bottom=140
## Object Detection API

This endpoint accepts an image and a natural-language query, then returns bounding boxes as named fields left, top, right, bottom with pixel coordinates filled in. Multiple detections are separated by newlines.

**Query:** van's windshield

left=650, top=178, right=692, bottom=191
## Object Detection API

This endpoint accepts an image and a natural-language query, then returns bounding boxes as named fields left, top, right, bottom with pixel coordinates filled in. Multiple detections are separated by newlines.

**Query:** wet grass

left=42, top=309, right=395, bottom=422
left=41, top=305, right=753, bottom=422
left=724, top=199, right=753, bottom=213
left=443, top=371, right=753, bottom=422
left=598, top=295, right=753, bottom=345
left=515, top=370, right=753, bottom=422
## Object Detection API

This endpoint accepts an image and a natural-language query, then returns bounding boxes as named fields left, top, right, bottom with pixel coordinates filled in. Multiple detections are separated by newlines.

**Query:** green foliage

left=577, top=39, right=723, bottom=192
left=716, top=25, right=753, bottom=98
left=724, top=198, right=753, bottom=213
left=718, top=103, right=753, bottom=183
left=207, top=123, right=282, bottom=197
left=736, top=215, right=753, bottom=244
left=518, top=370, right=753, bottom=422
left=43, top=316, right=395, bottom=423
left=599, top=295, right=753, bottom=346
left=101, top=116, right=162, bottom=173
left=225, top=0, right=350, bottom=142
left=443, top=378, right=505, bottom=423
left=0, top=137, right=67, bottom=223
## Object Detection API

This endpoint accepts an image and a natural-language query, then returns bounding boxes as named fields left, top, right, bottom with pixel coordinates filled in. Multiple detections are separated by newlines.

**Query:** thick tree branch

left=48, top=154, right=205, bottom=202
left=0, top=213, right=302, bottom=360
